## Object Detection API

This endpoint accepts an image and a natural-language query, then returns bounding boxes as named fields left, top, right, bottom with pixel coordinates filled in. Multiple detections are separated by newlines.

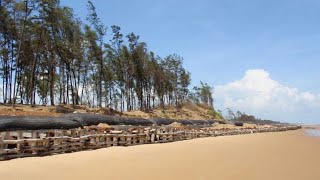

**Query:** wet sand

left=0, top=128, right=320, bottom=180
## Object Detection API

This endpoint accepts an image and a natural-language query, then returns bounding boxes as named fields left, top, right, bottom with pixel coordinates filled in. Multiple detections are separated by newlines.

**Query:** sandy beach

left=0, top=128, right=319, bottom=180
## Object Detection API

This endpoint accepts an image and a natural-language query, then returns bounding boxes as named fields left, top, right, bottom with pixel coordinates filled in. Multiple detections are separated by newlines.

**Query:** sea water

left=304, top=129, right=320, bottom=137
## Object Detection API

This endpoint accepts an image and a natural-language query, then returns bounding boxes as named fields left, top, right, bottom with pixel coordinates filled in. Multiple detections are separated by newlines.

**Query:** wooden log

left=168, top=129, right=173, bottom=141
left=53, top=131, right=61, bottom=151
left=105, top=136, right=112, bottom=147
left=0, top=132, right=9, bottom=149
left=22, top=145, right=50, bottom=151
left=112, top=136, right=118, bottom=146
left=3, top=139, right=24, bottom=144
left=89, top=136, right=96, bottom=146
left=78, top=129, right=85, bottom=136
left=160, top=134, right=167, bottom=143
left=0, top=153, right=37, bottom=161
left=0, top=148, right=20, bottom=154
left=0, top=132, right=4, bottom=152
left=41, top=139, right=50, bottom=150
left=156, top=129, right=161, bottom=142
left=110, top=130, right=123, bottom=134
left=131, top=135, right=137, bottom=145
left=71, top=129, right=77, bottom=137
left=151, top=133, right=155, bottom=143
left=95, top=136, right=100, bottom=146
left=126, top=134, right=132, bottom=146
left=145, top=129, right=150, bottom=143
left=138, top=133, right=145, bottom=144
left=31, top=131, right=38, bottom=154
left=118, top=136, right=127, bottom=145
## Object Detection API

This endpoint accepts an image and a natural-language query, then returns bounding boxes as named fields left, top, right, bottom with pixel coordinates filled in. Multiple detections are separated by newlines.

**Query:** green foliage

left=207, top=109, right=224, bottom=119
left=226, top=108, right=280, bottom=124
left=0, top=0, right=214, bottom=114
left=189, top=81, right=214, bottom=108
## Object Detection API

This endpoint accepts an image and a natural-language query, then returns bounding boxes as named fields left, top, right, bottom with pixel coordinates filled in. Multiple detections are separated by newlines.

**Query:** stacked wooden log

left=0, top=125, right=301, bottom=161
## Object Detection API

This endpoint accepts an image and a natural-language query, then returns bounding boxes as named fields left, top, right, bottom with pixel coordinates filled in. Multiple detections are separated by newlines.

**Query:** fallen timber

left=0, top=124, right=301, bottom=161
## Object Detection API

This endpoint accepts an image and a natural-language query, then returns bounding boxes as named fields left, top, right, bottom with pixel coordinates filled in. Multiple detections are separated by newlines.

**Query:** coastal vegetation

left=226, top=108, right=281, bottom=125
left=0, top=0, right=216, bottom=116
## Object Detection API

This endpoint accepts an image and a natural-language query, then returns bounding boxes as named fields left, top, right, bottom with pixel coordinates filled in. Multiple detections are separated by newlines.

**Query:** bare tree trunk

left=49, top=66, right=55, bottom=106
left=72, top=68, right=79, bottom=105
left=9, top=39, right=14, bottom=104
left=30, top=55, right=38, bottom=107
left=66, top=69, right=69, bottom=105
left=12, top=0, right=28, bottom=108
left=62, top=66, right=65, bottom=104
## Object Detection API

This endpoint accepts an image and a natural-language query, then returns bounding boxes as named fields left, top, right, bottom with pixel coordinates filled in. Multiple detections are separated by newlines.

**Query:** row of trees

left=226, top=109, right=280, bottom=124
left=0, top=0, right=214, bottom=112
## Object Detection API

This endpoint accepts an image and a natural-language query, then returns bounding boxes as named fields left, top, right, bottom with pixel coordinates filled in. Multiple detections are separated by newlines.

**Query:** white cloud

left=215, top=69, right=320, bottom=124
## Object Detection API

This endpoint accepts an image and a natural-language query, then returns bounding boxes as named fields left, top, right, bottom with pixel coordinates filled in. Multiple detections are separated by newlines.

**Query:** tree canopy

left=0, top=0, right=215, bottom=112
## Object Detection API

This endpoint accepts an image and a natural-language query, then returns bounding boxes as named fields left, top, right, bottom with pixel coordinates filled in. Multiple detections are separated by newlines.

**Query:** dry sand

left=1, top=128, right=320, bottom=180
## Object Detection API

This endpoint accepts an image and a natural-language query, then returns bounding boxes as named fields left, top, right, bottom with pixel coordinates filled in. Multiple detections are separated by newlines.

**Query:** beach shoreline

left=0, top=128, right=319, bottom=180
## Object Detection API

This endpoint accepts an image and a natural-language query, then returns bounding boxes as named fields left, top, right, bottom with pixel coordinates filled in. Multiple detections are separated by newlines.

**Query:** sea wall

left=0, top=125, right=301, bottom=161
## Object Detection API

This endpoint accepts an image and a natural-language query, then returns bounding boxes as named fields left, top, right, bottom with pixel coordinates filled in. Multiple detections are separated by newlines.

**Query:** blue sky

left=62, top=0, right=320, bottom=123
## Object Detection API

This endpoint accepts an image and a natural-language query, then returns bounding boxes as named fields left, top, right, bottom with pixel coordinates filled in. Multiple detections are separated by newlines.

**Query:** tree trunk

left=49, top=66, right=55, bottom=106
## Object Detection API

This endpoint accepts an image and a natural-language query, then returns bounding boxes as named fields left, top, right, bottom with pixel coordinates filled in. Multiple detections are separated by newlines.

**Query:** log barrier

left=0, top=125, right=301, bottom=161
